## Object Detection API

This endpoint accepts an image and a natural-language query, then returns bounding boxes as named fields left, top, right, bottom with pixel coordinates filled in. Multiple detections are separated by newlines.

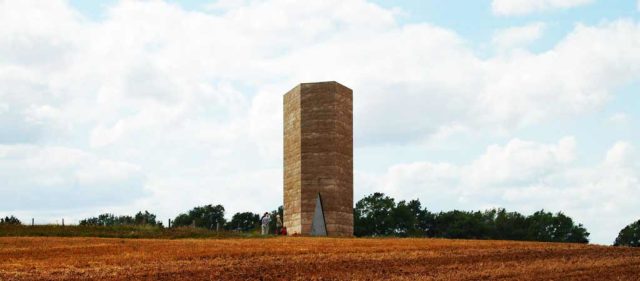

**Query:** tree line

left=2, top=193, right=639, bottom=246
left=0, top=216, right=21, bottom=225
left=79, top=211, right=162, bottom=227
left=354, top=192, right=590, bottom=243
left=170, top=204, right=283, bottom=233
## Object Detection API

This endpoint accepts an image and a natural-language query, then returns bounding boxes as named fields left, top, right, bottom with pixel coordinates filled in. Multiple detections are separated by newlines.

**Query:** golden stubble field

left=1, top=237, right=639, bottom=280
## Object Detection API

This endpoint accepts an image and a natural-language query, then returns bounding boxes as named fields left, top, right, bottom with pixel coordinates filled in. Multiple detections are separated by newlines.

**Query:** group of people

left=260, top=212, right=287, bottom=235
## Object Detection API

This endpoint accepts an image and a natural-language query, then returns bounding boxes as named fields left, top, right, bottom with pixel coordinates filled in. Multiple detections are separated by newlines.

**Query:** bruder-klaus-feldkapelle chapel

left=283, top=81, right=353, bottom=237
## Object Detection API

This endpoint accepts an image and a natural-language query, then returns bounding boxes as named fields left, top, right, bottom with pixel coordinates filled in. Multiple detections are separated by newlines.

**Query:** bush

left=226, top=212, right=259, bottom=232
left=614, top=219, right=640, bottom=247
left=0, top=216, right=21, bottom=225
left=80, top=211, right=162, bottom=227
left=173, top=204, right=226, bottom=229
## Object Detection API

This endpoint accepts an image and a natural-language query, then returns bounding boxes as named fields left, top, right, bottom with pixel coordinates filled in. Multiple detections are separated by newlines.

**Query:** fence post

left=216, top=221, right=220, bottom=232
left=168, top=219, right=171, bottom=228
left=62, top=218, right=64, bottom=227
left=32, top=218, right=34, bottom=226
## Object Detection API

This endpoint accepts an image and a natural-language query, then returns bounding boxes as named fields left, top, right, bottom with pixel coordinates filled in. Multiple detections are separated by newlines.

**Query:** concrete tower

left=283, top=81, right=353, bottom=236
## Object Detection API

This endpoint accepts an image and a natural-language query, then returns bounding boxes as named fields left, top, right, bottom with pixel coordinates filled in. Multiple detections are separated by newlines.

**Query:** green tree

left=392, top=199, right=432, bottom=236
left=410, top=200, right=434, bottom=236
left=494, top=209, right=528, bottom=240
left=526, top=210, right=589, bottom=243
left=431, top=210, right=492, bottom=239
left=79, top=212, right=162, bottom=227
left=80, top=214, right=122, bottom=226
left=134, top=211, right=161, bottom=226
left=392, top=200, right=414, bottom=236
left=614, top=219, right=640, bottom=247
left=173, top=214, right=192, bottom=227
left=173, top=204, right=226, bottom=229
left=0, top=216, right=21, bottom=225
left=354, top=192, right=396, bottom=236
left=227, top=212, right=259, bottom=232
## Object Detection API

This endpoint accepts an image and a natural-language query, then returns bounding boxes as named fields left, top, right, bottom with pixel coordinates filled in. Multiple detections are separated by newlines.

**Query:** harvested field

left=1, top=237, right=639, bottom=280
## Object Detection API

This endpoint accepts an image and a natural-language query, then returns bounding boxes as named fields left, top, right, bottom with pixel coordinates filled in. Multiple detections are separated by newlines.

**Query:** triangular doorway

left=311, top=193, right=327, bottom=236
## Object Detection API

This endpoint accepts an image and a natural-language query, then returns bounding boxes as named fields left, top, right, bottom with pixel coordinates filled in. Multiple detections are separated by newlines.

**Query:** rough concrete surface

left=283, top=81, right=353, bottom=236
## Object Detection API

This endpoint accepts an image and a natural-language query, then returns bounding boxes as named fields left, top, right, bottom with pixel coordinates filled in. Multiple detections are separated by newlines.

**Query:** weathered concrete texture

left=283, top=81, right=353, bottom=237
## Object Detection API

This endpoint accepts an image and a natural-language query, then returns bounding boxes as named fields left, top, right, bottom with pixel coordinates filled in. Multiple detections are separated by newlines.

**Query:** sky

left=0, top=0, right=638, bottom=245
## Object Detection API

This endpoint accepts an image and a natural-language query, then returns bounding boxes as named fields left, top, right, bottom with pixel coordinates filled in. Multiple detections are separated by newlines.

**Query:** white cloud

left=608, top=112, right=629, bottom=127
left=361, top=138, right=640, bottom=245
left=492, top=0, right=593, bottom=16
left=604, top=141, right=636, bottom=168
left=468, top=137, right=576, bottom=185
left=0, top=144, right=145, bottom=211
left=479, top=20, right=640, bottom=130
left=2, top=1, right=639, bottom=147
left=492, top=22, right=546, bottom=52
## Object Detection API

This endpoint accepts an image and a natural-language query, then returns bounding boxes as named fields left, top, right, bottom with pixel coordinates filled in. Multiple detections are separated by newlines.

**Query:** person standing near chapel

left=261, top=212, right=271, bottom=235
